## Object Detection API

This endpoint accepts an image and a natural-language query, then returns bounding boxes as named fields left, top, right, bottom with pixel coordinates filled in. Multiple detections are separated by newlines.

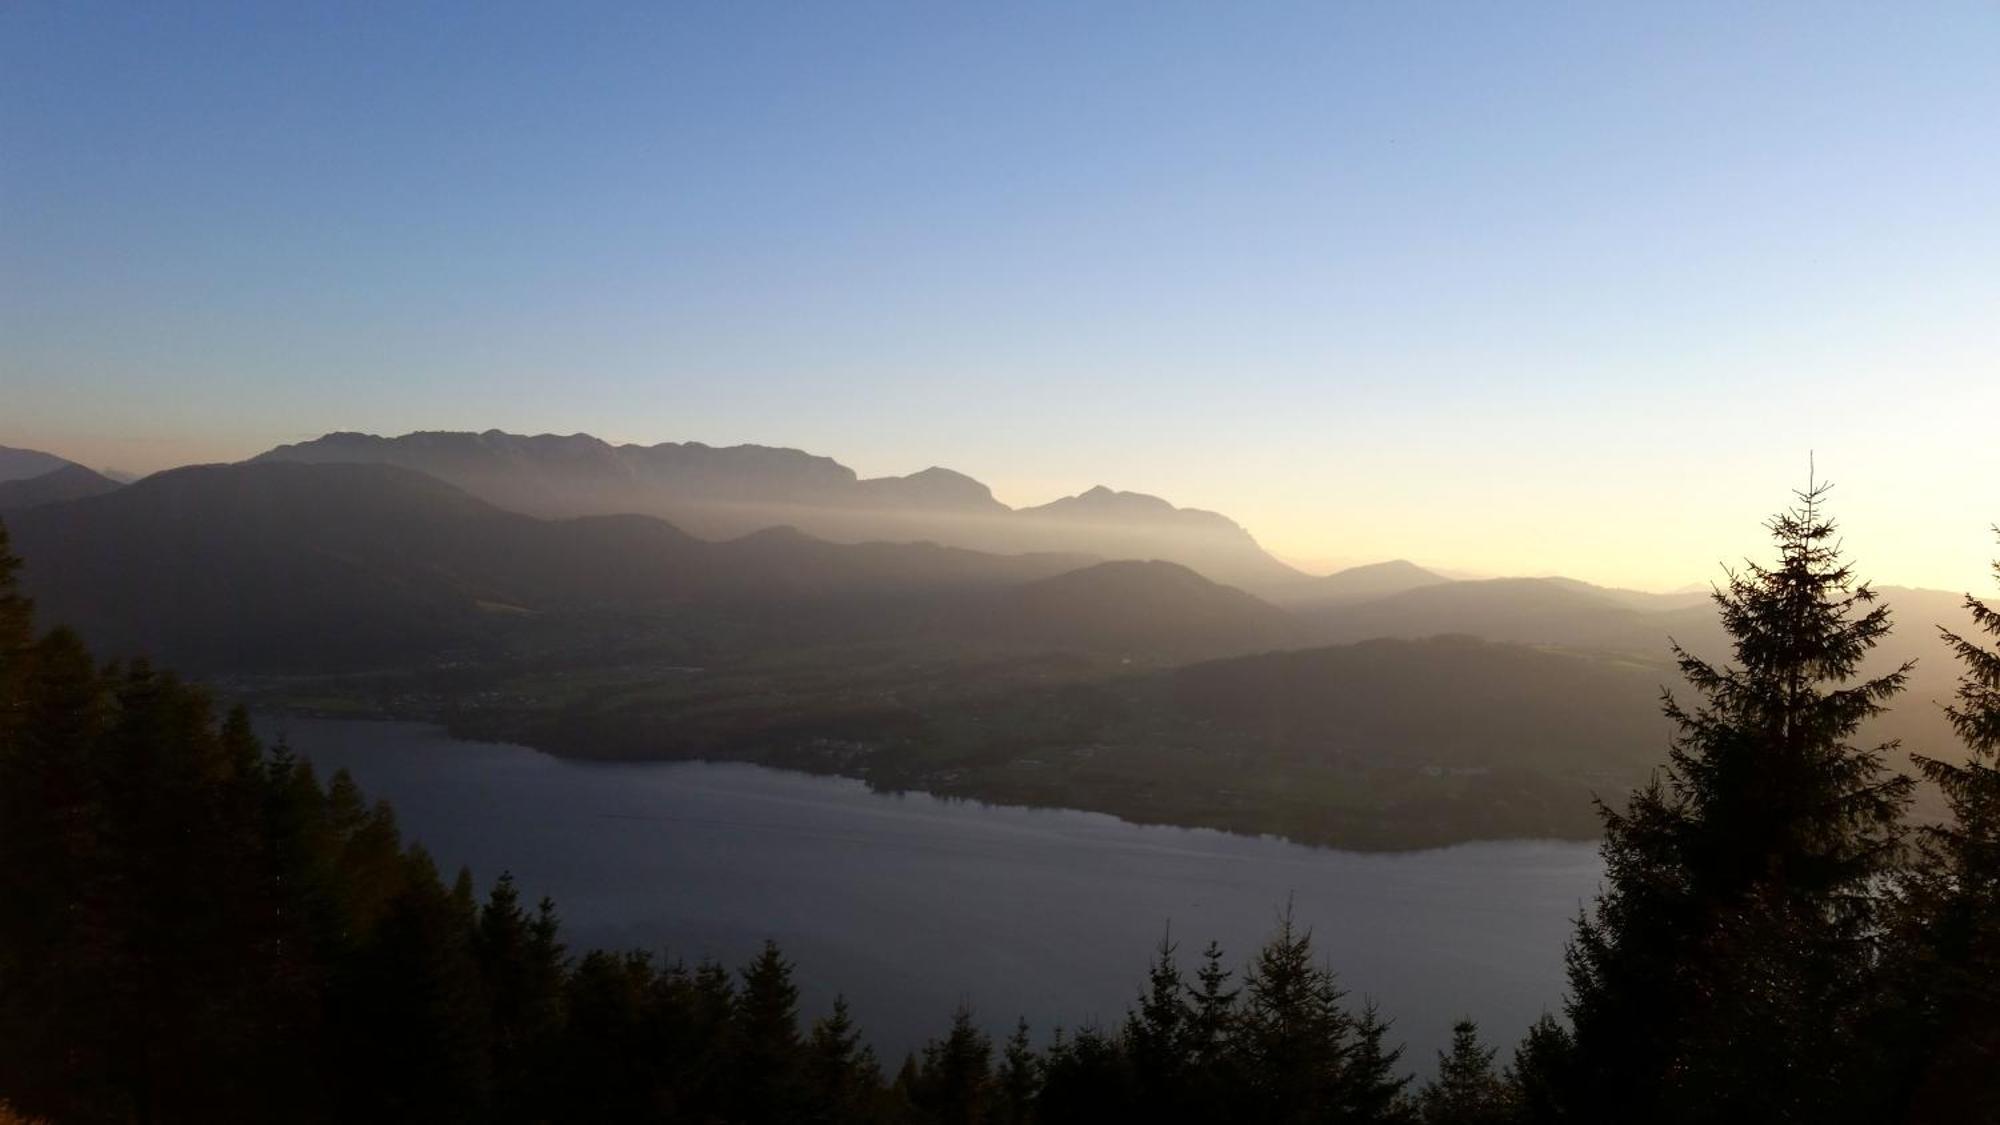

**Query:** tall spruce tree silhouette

left=1563, top=473, right=1914, bottom=1123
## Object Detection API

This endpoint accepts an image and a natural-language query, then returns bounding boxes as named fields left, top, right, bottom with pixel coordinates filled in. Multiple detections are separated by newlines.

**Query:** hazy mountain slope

left=1175, top=628, right=1663, bottom=779
left=852, top=466, right=1009, bottom=513
left=1538, top=575, right=1712, bottom=613
left=1299, top=574, right=1982, bottom=806
left=1006, top=486, right=1304, bottom=592
left=1306, top=576, right=1675, bottom=650
left=986, top=559, right=1302, bottom=658
left=1174, top=635, right=1671, bottom=775
left=252, top=429, right=1304, bottom=593
left=0, top=444, right=77, bottom=483
left=3, top=462, right=1094, bottom=671
left=254, top=430, right=985, bottom=520
left=1281, top=559, right=1449, bottom=606
left=8, top=463, right=509, bottom=669
left=0, top=464, right=122, bottom=511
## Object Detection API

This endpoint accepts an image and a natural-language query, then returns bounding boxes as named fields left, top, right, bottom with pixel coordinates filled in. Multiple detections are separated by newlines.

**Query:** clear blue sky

left=5, top=2, right=1998, bottom=590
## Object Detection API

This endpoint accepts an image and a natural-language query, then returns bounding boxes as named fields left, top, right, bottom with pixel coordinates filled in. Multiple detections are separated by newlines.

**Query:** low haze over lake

left=270, top=717, right=1604, bottom=1067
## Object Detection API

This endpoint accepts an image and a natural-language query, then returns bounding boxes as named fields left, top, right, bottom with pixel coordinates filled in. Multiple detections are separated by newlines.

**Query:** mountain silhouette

left=1291, top=559, right=1450, bottom=605
left=3, top=461, right=1094, bottom=671
left=0, top=463, right=122, bottom=512
left=0, top=444, right=78, bottom=483
left=989, top=559, right=1302, bottom=658
left=252, top=430, right=1304, bottom=593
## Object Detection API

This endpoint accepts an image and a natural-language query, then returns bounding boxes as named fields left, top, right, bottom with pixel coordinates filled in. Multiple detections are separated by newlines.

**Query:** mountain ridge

left=0, top=444, right=82, bottom=483
left=3, top=460, right=1101, bottom=671
left=252, top=429, right=1306, bottom=594
left=0, top=463, right=123, bottom=512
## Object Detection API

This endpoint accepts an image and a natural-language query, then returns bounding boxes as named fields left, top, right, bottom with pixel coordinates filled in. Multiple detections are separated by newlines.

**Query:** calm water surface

left=267, top=717, right=1603, bottom=1067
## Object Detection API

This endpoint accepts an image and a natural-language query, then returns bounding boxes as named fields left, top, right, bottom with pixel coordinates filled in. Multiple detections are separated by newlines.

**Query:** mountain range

left=252, top=430, right=1330, bottom=596
left=0, top=462, right=123, bottom=513
left=0, top=444, right=78, bottom=483
left=3, top=461, right=1101, bottom=670
left=1, top=441, right=1983, bottom=845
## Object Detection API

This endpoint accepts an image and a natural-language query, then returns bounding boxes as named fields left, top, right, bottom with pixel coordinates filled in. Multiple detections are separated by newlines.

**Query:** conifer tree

left=913, top=1005, right=994, bottom=1125
left=1036, top=1025, right=1130, bottom=1123
left=992, top=1018, right=1041, bottom=1125
left=0, top=524, right=34, bottom=740
left=1502, top=1014, right=1573, bottom=1125
left=804, top=995, right=882, bottom=1125
left=0, top=562, right=114, bottom=1120
left=1236, top=905, right=1351, bottom=1123
left=1564, top=477, right=1915, bottom=1121
left=255, top=741, right=347, bottom=1110
left=1890, top=534, right=2000, bottom=1118
left=688, top=955, right=742, bottom=1107
left=327, top=776, right=408, bottom=934
left=477, top=873, right=567, bottom=1123
left=1124, top=932, right=1192, bottom=1116
left=890, top=1052, right=923, bottom=1119
left=1342, top=1001, right=1413, bottom=1123
left=1417, top=1020, right=1508, bottom=1125
left=735, top=940, right=807, bottom=1123
left=557, top=949, right=665, bottom=1119
left=1180, top=938, right=1241, bottom=1118
left=336, top=847, right=494, bottom=1121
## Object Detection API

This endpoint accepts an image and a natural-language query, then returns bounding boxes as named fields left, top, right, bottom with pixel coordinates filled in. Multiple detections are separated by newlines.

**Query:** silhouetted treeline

left=2, top=483, right=1997, bottom=1123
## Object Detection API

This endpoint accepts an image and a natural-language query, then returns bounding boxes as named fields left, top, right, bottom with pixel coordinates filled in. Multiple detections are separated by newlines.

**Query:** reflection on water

left=267, top=717, right=1604, bottom=1067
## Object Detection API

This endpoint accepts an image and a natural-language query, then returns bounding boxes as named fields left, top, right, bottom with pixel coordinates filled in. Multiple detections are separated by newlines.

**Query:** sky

left=4, top=2, right=1998, bottom=592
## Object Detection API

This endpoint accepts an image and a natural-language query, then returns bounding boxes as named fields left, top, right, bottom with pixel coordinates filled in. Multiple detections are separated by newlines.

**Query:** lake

left=266, top=717, right=1604, bottom=1069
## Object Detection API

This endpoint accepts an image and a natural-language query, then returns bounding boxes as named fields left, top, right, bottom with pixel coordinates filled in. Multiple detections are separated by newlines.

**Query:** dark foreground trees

left=4, top=481, right=2000, bottom=1123
left=1878, top=532, right=2000, bottom=1120
left=1561, top=479, right=1916, bottom=1121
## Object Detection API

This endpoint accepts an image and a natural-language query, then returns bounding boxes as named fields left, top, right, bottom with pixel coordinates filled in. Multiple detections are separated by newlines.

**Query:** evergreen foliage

left=1416, top=1020, right=1508, bottom=1125
left=1878, top=531, right=2000, bottom=1120
left=1563, top=479, right=1916, bottom=1122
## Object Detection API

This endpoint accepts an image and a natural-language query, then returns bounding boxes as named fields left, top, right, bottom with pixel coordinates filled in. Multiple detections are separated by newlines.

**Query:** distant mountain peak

left=854, top=466, right=1004, bottom=512
left=998, top=558, right=1300, bottom=657
left=0, top=463, right=123, bottom=512
left=1274, top=558, right=1451, bottom=607
left=1333, top=558, right=1436, bottom=577
left=1026, top=485, right=1234, bottom=528
left=0, top=444, right=80, bottom=484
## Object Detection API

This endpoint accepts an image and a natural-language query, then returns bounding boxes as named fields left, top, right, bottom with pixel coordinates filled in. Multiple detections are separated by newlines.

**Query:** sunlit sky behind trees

left=4, top=2, right=1997, bottom=592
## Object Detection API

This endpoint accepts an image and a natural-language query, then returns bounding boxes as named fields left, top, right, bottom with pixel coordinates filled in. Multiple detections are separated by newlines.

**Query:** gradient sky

left=4, top=2, right=1997, bottom=592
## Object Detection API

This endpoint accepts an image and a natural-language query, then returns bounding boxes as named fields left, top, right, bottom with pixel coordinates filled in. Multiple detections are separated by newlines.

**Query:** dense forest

left=2, top=483, right=1997, bottom=1123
